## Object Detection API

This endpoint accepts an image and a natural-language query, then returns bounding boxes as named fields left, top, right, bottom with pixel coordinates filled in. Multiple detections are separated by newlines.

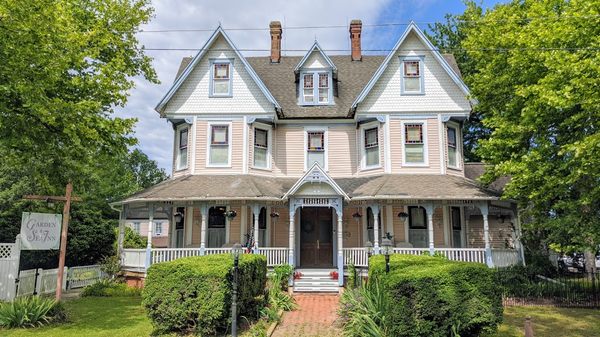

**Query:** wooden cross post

left=23, top=182, right=82, bottom=301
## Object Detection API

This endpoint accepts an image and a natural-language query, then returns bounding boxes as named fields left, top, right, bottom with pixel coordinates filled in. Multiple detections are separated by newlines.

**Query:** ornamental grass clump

left=0, top=296, right=66, bottom=329
left=142, top=253, right=267, bottom=336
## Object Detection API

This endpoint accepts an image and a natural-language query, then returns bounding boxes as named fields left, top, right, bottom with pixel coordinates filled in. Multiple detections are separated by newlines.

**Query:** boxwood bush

left=142, top=253, right=267, bottom=335
left=368, top=254, right=502, bottom=337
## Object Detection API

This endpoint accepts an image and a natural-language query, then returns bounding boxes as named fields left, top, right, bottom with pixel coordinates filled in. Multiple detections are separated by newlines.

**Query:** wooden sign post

left=23, top=182, right=82, bottom=301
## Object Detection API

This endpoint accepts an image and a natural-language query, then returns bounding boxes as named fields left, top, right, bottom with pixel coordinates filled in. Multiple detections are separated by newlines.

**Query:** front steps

left=293, top=268, right=340, bottom=293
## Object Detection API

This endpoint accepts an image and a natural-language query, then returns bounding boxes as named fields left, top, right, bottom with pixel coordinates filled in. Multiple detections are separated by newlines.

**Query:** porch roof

left=115, top=174, right=501, bottom=205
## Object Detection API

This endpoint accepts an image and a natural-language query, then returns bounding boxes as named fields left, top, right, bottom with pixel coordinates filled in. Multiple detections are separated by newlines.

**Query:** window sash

left=179, top=128, right=188, bottom=149
left=307, top=132, right=324, bottom=151
left=155, top=223, right=162, bottom=235
left=208, top=207, right=226, bottom=228
left=211, top=125, right=229, bottom=145
left=408, top=206, right=427, bottom=229
left=404, top=61, right=420, bottom=77
left=451, top=207, right=461, bottom=230
left=364, top=128, right=378, bottom=148
left=447, top=127, right=457, bottom=148
left=213, top=63, right=229, bottom=79
left=254, top=129, right=268, bottom=148
left=405, top=124, right=423, bottom=144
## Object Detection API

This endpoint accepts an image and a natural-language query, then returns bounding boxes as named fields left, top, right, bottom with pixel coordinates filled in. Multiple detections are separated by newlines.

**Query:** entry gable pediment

left=283, top=163, right=349, bottom=200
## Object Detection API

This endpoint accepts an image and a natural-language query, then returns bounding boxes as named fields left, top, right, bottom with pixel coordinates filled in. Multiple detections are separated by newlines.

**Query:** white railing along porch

left=343, top=248, right=369, bottom=267
left=258, top=248, right=289, bottom=266
left=393, top=247, right=431, bottom=256
left=122, top=249, right=145, bottom=270
left=152, top=248, right=201, bottom=264
left=436, top=248, right=486, bottom=264
left=342, top=247, right=489, bottom=267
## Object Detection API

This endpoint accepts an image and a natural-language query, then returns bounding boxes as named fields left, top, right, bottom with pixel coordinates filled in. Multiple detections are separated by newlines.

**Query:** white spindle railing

left=435, top=248, right=486, bottom=264
left=392, top=247, right=431, bottom=256
left=152, top=248, right=202, bottom=264
left=122, top=249, right=146, bottom=270
left=204, top=248, right=233, bottom=256
left=258, top=248, right=289, bottom=266
left=343, top=248, right=369, bottom=267
left=491, top=249, right=521, bottom=267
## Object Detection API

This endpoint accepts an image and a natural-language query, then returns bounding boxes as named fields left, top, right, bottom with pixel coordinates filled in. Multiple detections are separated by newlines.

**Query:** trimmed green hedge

left=142, top=254, right=267, bottom=335
left=369, top=254, right=502, bottom=337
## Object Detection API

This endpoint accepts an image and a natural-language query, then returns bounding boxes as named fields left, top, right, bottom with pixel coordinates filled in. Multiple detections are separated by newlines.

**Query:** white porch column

left=288, top=209, right=295, bottom=266
left=252, top=204, right=260, bottom=253
left=478, top=202, right=493, bottom=267
left=336, top=209, right=344, bottom=286
left=424, top=203, right=435, bottom=255
left=145, top=204, right=154, bottom=269
left=117, top=205, right=125, bottom=261
left=372, top=204, right=380, bottom=254
left=200, top=204, right=207, bottom=255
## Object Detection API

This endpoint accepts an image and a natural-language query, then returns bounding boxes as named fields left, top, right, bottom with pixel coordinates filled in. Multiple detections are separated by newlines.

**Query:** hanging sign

left=20, top=212, right=62, bottom=250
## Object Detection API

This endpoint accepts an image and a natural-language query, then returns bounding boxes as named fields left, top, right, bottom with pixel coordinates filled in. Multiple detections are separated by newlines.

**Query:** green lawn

left=1, top=297, right=153, bottom=337
left=497, top=306, right=600, bottom=337
left=2, top=296, right=599, bottom=337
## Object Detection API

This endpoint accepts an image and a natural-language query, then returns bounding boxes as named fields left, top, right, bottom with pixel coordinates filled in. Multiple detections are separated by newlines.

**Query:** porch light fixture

left=226, top=210, right=237, bottom=219
left=231, top=242, right=243, bottom=337
left=270, top=211, right=280, bottom=218
left=397, top=211, right=409, bottom=222
left=381, top=238, right=393, bottom=273
left=352, top=212, right=362, bottom=219
left=365, top=241, right=373, bottom=257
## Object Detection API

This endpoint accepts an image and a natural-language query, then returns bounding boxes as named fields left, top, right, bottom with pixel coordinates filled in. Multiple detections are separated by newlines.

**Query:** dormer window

left=401, top=56, right=424, bottom=94
left=210, top=59, right=232, bottom=97
left=300, top=71, right=331, bottom=105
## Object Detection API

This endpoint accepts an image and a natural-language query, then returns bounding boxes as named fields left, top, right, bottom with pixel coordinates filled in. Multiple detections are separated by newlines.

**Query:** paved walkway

left=272, top=294, right=341, bottom=337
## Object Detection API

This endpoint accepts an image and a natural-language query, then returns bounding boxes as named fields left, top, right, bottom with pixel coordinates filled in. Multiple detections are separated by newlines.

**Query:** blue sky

left=118, top=0, right=505, bottom=172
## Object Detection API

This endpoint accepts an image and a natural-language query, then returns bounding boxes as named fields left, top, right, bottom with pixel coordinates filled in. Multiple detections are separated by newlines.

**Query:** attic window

left=401, top=57, right=424, bottom=94
left=210, top=60, right=232, bottom=96
left=300, top=71, right=331, bottom=105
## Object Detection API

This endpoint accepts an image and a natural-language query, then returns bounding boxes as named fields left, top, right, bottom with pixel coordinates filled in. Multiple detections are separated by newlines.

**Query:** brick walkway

left=271, top=294, right=341, bottom=337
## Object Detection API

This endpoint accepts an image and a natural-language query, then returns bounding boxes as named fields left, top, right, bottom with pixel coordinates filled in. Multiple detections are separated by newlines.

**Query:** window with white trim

left=363, top=127, right=379, bottom=168
left=211, top=61, right=231, bottom=96
left=155, top=222, right=163, bottom=236
left=451, top=207, right=462, bottom=247
left=209, top=124, right=230, bottom=166
left=132, top=222, right=140, bottom=234
left=176, top=126, right=188, bottom=170
left=404, top=123, right=425, bottom=164
left=300, top=71, right=331, bottom=105
left=253, top=128, right=269, bottom=169
left=447, top=126, right=458, bottom=168
left=306, top=131, right=325, bottom=168
left=401, top=58, right=423, bottom=94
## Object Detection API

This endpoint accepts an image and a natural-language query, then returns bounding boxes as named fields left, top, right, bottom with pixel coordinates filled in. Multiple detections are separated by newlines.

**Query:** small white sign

left=20, top=212, right=62, bottom=250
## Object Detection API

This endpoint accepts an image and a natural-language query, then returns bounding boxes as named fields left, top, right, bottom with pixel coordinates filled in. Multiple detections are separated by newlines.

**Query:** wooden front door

left=300, top=207, right=333, bottom=268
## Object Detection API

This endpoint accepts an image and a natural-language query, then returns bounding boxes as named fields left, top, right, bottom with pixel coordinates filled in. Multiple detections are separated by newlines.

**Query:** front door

left=300, top=207, right=333, bottom=268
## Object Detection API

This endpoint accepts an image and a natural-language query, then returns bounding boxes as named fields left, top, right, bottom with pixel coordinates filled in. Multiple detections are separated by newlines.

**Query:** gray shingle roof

left=173, top=54, right=462, bottom=119
left=118, top=173, right=499, bottom=204
left=464, top=162, right=510, bottom=192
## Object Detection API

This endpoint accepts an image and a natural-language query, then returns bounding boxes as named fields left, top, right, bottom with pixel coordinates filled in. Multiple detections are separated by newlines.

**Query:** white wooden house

left=114, top=20, right=523, bottom=292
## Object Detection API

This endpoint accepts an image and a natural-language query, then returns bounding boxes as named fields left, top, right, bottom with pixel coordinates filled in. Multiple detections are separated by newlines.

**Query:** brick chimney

left=269, top=21, right=282, bottom=63
left=349, top=19, right=362, bottom=61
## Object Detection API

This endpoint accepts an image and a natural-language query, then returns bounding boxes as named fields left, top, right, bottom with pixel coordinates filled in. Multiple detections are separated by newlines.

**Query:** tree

left=426, top=1, right=486, bottom=162
left=460, top=0, right=600, bottom=263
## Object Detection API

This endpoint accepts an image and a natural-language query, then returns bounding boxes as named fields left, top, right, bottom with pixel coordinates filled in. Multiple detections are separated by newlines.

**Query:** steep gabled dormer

left=294, top=41, right=337, bottom=106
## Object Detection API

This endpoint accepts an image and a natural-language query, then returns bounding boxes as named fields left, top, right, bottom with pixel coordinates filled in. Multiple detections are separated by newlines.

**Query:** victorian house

left=116, top=20, right=522, bottom=292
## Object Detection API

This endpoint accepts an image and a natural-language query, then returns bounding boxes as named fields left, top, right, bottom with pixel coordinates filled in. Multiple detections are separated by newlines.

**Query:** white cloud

left=117, top=0, right=393, bottom=172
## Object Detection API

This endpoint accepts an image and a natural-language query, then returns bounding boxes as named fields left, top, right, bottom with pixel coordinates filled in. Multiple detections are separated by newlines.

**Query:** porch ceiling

left=115, top=174, right=501, bottom=205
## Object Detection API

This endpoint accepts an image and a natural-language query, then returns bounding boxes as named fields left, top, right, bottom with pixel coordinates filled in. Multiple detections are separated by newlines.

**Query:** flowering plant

left=293, top=271, right=303, bottom=280
left=330, top=271, right=339, bottom=280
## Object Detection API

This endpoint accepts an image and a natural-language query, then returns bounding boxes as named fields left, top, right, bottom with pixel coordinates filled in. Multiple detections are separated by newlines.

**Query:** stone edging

left=266, top=309, right=285, bottom=337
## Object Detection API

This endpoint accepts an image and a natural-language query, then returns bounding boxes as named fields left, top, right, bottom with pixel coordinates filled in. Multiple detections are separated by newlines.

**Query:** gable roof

left=283, top=163, right=349, bottom=200
left=155, top=26, right=281, bottom=115
left=293, top=41, right=337, bottom=73
left=351, top=21, right=472, bottom=111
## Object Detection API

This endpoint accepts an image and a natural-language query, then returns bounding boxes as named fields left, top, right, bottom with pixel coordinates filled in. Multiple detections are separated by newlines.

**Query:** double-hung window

left=253, top=128, right=269, bottom=169
left=404, top=123, right=425, bottom=164
left=301, top=72, right=331, bottom=105
left=306, top=131, right=325, bottom=168
left=176, top=127, right=188, bottom=170
left=451, top=207, right=462, bottom=247
left=364, top=127, right=379, bottom=168
left=209, top=124, right=230, bottom=166
left=211, top=61, right=232, bottom=96
left=132, top=222, right=140, bottom=234
left=155, top=222, right=163, bottom=236
left=408, top=206, right=428, bottom=248
left=401, top=58, right=424, bottom=94
left=447, top=126, right=458, bottom=168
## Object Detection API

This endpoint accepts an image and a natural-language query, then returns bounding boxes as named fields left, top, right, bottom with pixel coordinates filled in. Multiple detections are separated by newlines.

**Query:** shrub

left=339, top=278, right=392, bottom=337
left=0, top=296, right=66, bottom=328
left=142, top=253, right=267, bottom=336
left=368, top=254, right=502, bottom=337
left=272, top=264, right=293, bottom=291
left=81, top=279, right=141, bottom=297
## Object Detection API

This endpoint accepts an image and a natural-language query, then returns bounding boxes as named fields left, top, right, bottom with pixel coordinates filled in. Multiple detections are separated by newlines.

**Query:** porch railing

left=343, top=248, right=369, bottom=267
left=258, top=248, right=289, bottom=266
left=393, top=247, right=431, bottom=256
left=491, top=249, right=521, bottom=268
left=436, top=248, right=486, bottom=264
left=152, top=248, right=201, bottom=264
left=122, top=249, right=146, bottom=271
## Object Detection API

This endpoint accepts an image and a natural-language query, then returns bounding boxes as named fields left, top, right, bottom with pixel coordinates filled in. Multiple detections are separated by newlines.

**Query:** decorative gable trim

left=283, top=162, right=349, bottom=200
left=293, top=41, right=337, bottom=73
left=155, top=26, right=281, bottom=114
left=351, top=22, right=473, bottom=112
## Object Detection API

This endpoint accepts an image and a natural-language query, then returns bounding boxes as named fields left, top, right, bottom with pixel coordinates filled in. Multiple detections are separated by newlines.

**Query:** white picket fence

left=15, top=265, right=105, bottom=298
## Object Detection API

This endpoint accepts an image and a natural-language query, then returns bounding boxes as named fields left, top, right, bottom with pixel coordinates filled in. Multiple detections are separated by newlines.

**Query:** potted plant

left=330, top=270, right=339, bottom=280
left=293, top=271, right=303, bottom=280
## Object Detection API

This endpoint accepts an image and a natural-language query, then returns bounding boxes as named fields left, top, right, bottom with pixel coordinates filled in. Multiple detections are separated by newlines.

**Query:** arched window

left=208, top=206, right=226, bottom=248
